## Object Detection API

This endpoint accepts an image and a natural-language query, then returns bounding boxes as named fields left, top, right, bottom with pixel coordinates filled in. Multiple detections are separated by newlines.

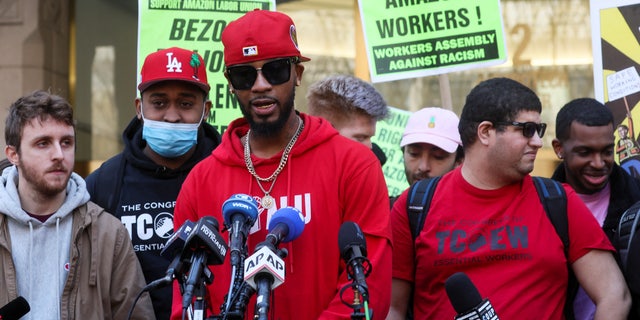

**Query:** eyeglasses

left=496, top=121, right=547, bottom=138
left=225, top=57, right=297, bottom=90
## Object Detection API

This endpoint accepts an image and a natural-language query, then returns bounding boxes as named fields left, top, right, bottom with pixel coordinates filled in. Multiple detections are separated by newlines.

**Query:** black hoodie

left=85, top=116, right=220, bottom=320
left=551, top=162, right=640, bottom=320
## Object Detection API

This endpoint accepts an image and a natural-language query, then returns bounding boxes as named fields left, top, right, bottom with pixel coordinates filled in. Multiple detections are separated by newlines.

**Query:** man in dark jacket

left=85, top=47, right=221, bottom=320
left=551, top=97, right=640, bottom=320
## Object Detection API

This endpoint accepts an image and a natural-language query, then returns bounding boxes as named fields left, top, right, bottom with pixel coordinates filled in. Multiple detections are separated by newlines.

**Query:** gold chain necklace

left=243, top=117, right=304, bottom=209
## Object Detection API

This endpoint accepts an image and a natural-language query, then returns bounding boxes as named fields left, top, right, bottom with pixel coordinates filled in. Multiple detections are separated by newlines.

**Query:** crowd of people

left=0, top=8, right=638, bottom=320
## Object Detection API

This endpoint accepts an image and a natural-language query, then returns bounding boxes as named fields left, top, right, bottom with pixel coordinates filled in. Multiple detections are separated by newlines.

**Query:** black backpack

left=405, top=176, right=577, bottom=319
left=616, top=201, right=640, bottom=319
left=617, top=201, right=640, bottom=281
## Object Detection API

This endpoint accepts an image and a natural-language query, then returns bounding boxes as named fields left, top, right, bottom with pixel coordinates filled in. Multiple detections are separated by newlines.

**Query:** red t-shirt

left=392, top=168, right=613, bottom=320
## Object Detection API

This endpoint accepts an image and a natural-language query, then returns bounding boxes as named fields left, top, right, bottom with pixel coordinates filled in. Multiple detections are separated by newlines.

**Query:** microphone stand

left=349, top=287, right=371, bottom=320
left=213, top=266, right=252, bottom=320
left=232, top=284, right=255, bottom=317
left=253, top=246, right=288, bottom=320
left=339, top=283, right=372, bottom=320
left=185, top=263, right=214, bottom=320
left=339, top=257, right=373, bottom=320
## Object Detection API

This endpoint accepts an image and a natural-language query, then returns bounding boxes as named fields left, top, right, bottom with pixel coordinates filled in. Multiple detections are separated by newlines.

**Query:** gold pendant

left=261, top=194, right=274, bottom=209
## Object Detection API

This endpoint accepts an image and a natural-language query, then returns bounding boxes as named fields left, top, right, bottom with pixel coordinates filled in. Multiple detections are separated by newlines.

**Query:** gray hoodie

left=0, top=166, right=90, bottom=320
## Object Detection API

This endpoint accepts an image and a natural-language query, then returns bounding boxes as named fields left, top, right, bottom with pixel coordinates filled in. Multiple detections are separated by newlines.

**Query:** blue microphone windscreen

left=222, top=193, right=259, bottom=223
left=268, top=206, right=305, bottom=242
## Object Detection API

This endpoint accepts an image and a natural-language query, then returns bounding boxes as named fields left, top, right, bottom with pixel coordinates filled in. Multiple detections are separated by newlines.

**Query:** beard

left=18, top=161, right=70, bottom=198
left=241, top=89, right=296, bottom=137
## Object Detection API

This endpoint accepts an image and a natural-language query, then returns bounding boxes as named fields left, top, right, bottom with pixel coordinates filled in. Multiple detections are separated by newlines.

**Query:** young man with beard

left=388, top=107, right=464, bottom=208
left=85, top=47, right=221, bottom=320
left=388, top=107, right=464, bottom=318
left=170, top=9, right=392, bottom=320
left=0, top=90, right=153, bottom=319
left=551, top=98, right=640, bottom=319
left=399, top=107, right=464, bottom=187
left=387, top=78, right=630, bottom=320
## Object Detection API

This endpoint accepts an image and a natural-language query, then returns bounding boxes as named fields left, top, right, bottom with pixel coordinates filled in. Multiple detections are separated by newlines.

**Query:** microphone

left=445, top=272, right=499, bottom=320
left=261, top=206, right=305, bottom=250
left=181, top=216, right=228, bottom=309
left=145, top=220, right=195, bottom=291
left=244, top=206, right=305, bottom=289
left=338, top=221, right=372, bottom=298
left=0, top=296, right=30, bottom=320
left=222, top=194, right=259, bottom=268
left=243, top=207, right=305, bottom=320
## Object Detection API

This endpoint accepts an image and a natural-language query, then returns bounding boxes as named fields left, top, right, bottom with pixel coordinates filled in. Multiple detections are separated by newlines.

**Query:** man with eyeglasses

left=550, top=98, right=640, bottom=320
left=171, top=9, right=392, bottom=320
left=387, top=78, right=629, bottom=320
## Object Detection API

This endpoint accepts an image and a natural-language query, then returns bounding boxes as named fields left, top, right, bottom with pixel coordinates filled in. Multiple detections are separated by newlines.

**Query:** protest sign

left=372, top=107, right=411, bottom=197
left=591, top=0, right=640, bottom=175
left=138, top=0, right=276, bottom=134
left=607, top=66, right=640, bottom=102
left=358, top=0, right=507, bottom=83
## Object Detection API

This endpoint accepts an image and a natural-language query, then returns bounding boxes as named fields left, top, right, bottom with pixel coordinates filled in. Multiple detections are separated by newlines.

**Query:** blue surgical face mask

left=141, top=106, right=205, bottom=158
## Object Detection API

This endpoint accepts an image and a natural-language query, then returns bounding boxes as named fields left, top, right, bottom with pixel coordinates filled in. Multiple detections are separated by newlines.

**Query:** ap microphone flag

left=243, top=206, right=305, bottom=289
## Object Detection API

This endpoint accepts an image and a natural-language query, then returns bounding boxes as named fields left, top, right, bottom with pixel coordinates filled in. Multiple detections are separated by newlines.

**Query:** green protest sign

left=137, top=0, right=275, bottom=135
left=358, top=0, right=507, bottom=83
left=372, top=107, right=411, bottom=197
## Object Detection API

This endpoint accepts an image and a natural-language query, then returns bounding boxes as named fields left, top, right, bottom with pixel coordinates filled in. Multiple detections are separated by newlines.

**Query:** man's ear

left=135, top=98, right=143, bottom=120
left=204, top=100, right=212, bottom=121
left=477, top=121, right=494, bottom=146
left=5, top=145, right=18, bottom=165
left=551, top=139, right=564, bottom=159
left=294, top=63, right=305, bottom=86
left=223, top=72, right=236, bottom=94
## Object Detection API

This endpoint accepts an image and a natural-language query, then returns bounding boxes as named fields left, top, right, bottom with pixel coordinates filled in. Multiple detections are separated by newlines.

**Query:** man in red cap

left=172, top=9, right=392, bottom=320
left=85, top=47, right=221, bottom=320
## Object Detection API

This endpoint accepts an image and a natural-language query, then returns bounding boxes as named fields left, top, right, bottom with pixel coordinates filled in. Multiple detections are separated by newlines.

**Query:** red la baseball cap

left=138, top=47, right=210, bottom=93
left=221, top=9, right=311, bottom=66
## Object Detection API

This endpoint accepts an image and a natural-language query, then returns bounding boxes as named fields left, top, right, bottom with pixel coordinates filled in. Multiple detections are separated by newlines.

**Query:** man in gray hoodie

left=0, top=90, right=154, bottom=319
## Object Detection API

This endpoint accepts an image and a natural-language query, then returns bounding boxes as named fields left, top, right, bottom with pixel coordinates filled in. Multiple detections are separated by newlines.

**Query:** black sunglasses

left=496, top=121, right=547, bottom=138
left=226, top=57, right=298, bottom=90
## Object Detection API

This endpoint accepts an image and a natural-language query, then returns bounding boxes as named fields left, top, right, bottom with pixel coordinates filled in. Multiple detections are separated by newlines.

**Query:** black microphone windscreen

left=0, top=296, right=30, bottom=320
left=160, top=219, right=194, bottom=259
left=338, top=221, right=367, bottom=259
left=445, top=272, right=483, bottom=314
left=202, top=216, right=220, bottom=231
left=183, top=216, right=227, bottom=265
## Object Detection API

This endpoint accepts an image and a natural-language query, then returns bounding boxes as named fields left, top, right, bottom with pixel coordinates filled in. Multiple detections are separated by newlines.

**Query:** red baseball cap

left=221, top=9, right=311, bottom=66
left=138, top=47, right=210, bottom=93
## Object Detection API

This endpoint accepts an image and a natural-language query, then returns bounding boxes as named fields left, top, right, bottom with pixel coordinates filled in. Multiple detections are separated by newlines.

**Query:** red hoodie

left=171, top=113, right=392, bottom=320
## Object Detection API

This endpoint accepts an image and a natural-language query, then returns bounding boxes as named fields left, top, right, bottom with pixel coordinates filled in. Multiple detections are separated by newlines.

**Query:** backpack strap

left=404, top=177, right=440, bottom=320
left=532, top=176, right=575, bottom=320
left=406, top=176, right=441, bottom=241
left=532, top=177, right=569, bottom=252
